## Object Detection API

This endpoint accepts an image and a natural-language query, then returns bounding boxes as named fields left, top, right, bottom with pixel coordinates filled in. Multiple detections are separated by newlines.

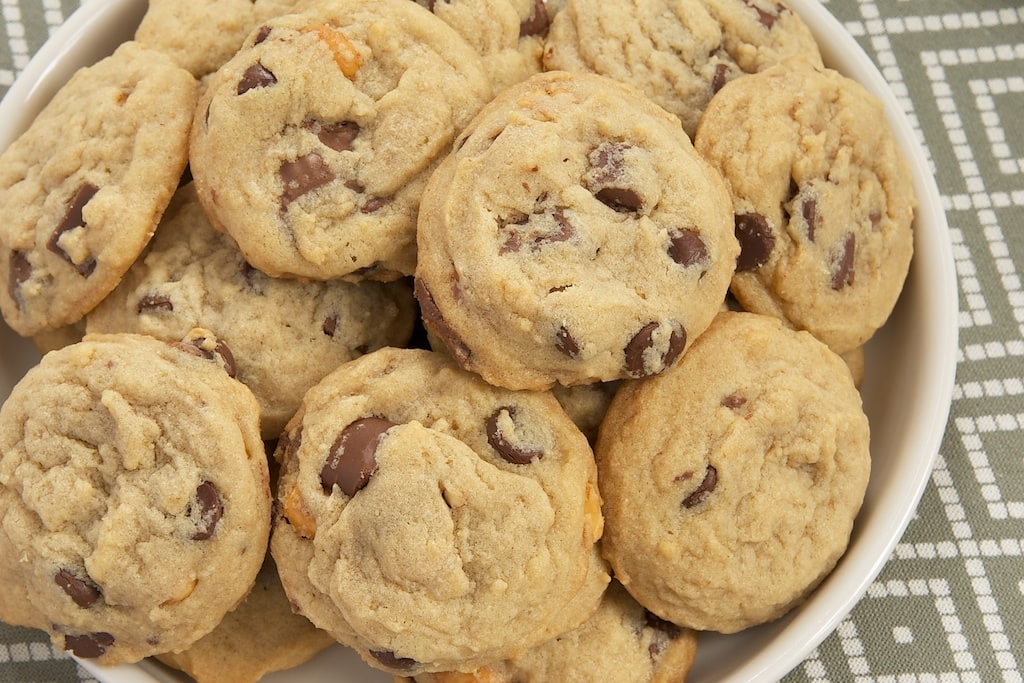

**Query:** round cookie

left=596, top=311, right=871, bottom=633
left=0, top=331, right=270, bottom=664
left=542, top=0, right=823, bottom=137
left=694, top=57, right=915, bottom=354
left=409, top=580, right=699, bottom=683
left=189, top=0, right=493, bottom=281
left=410, top=0, right=549, bottom=92
left=271, top=347, right=606, bottom=675
left=0, top=41, right=197, bottom=337
left=415, top=70, right=738, bottom=391
left=134, top=0, right=308, bottom=78
left=86, top=183, right=417, bottom=439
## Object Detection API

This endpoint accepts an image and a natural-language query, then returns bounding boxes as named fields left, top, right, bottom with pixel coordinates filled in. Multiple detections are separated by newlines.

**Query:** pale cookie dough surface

left=189, top=0, right=492, bottom=281
left=410, top=0, right=549, bottom=92
left=543, top=0, right=822, bottom=137
left=0, top=41, right=197, bottom=337
left=156, top=555, right=335, bottom=683
left=415, top=70, right=738, bottom=391
left=411, top=580, right=699, bottom=683
left=695, top=57, right=915, bottom=354
left=271, top=347, right=606, bottom=676
left=0, top=332, right=270, bottom=665
left=135, top=0, right=309, bottom=78
left=596, top=311, right=871, bottom=633
left=86, top=184, right=416, bottom=438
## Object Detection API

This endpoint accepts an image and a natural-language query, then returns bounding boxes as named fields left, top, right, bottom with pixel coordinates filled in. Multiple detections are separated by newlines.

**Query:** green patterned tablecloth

left=1, top=1, right=1022, bottom=681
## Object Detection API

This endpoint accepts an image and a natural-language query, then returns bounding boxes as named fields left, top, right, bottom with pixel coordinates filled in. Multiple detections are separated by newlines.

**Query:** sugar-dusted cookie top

left=0, top=332, right=270, bottom=664
left=596, top=311, right=871, bottom=633
left=271, top=347, right=606, bottom=676
left=415, top=70, right=738, bottom=391
left=695, top=57, right=915, bottom=354
left=189, top=0, right=493, bottom=281
left=0, top=41, right=197, bottom=337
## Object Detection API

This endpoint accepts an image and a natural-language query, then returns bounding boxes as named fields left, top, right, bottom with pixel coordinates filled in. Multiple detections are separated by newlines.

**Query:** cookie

left=86, top=184, right=417, bottom=438
left=551, top=380, right=620, bottom=445
left=155, top=554, right=335, bottom=683
left=271, top=347, right=606, bottom=676
left=189, top=0, right=493, bottom=281
left=135, top=0, right=308, bottom=78
left=0, top=41, right=197, bottom=337
left=415, top=70, right=738, bottom=391
left=410, top=0, right=549, bottom=92
left=408, top=580, right=699, bottom=683
left=596, top=311, right=871, bottom=633
left=0, top=331, right=270, bottom=664
left=694, top=57, right=915, bottom=354
left=543, top=0, right=822, bottom=137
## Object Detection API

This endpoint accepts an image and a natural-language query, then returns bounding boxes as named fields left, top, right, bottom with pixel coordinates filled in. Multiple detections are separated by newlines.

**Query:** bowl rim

left=0, top=0, right=960, bottom=681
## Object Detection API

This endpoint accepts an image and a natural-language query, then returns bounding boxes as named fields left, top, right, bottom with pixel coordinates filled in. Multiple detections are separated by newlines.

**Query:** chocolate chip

left=682, top=465, right=717, bottom=508
left=8, top=250, right=32, bottom=305
left=734, top=213, right=774, bottom=271
left=171, top=336, right=237, bottom=377
left=361, top=195, right=390, bottom=214
left=414, top=279, right=472, bottom=366
left=136, top=294, right=173, bottom=314
left=312, top=120, right=360, bottom=152
left=801, top=196, right=818, bottom=243
left=237, top=62, right=276, bottom=95
left=711, top=63, right=730, bottom=94
left=323, top=314, right=338, bottom=337
left=499, top=207, right=575, bottom=253
left=644, top=609, right=683, bottom=640
left=54, top=569, right=101, bottom=608
left=588, top=142, right=643, bottom=212
left=190, top=481, right=223, bottom=540
left=519, top=0, right=550, bottom=37
left=721, top=393, right=747, bottom=410
left=668, top=229, right=708, bottom=268
left=254, top=25, right=272, bottom=45
left=321, top=417, right=395, bottom=495
left=64, top=632, right=115, bottom=658
left=47, top=183, right=99, bottom=277
left=830, top=232, right=856, bottom=290
left=555, top=324, right=580, bottom=358
left=624, top=322, right=686, bottom=378
left=595, top=187, right=643, bottom=213
left=215, top=339, right=237, bottom=378
left=743, top=0, right=785, bottom=28
left=279, top=152, right=335, bottom=210
left=370, top=649, right=417, bottom=671
left=486, top=406, right=543, bottom=465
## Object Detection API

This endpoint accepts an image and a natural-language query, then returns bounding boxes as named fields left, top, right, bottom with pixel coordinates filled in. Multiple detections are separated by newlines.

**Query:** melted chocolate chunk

left=323, top=314, right=338, bottom=337
left=171, top=336, right=236, bottom=377
left=313, top=120, right=360, bottom=152
left=668, top=229, right=709, bottom=268
left=136, top=294, right=173, bottom=314
left=237, top=62, right=277, bottom=95
left=370, top=649, right=417, bottom=671
left=279, top=153, right=335, bottom=210
left=499, top=207, right=575, bottom=253
left=519, top=0, right=549, bottom=37
left=65, top=632, right=115, bottom=659
left=190, top=481, right=223, bottom=540
left=361, top=195, right=390, bottom=214
left=721, top=393, right=747, bottom=410
left=321, top=417, right=396, bottom=495
left=486, top=406, right=543, bottom=465
left=55, top=569, right=101, bottom=608
left=743, top=0, right=785, bottom=28
left=8, top=250, right=32, bottom=305
left=711, top=63, right=730, bottom=94
left=595, top=187, right=643, bottom=213
left=254, top=25, right=272, bottom=45
left=555, top=324, right=580, bottom=358
left=47, top=183, right=99, bottom=276
left=414, top=279, right=472, bottom=366
left=624, top=322, right=686, bottom=378
left=588, top=142, right=643, bottom=212
left=801, top=196, right=818, bottom=243
left=734, top=213, right=775, bottom=271
left=682, top=465, right=717, bottom=508
left=831, top=232, right=856, bottom=290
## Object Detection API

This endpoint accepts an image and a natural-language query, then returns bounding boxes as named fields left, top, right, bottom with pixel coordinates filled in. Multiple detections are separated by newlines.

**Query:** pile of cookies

left=0, top=0, right=915, bottom=681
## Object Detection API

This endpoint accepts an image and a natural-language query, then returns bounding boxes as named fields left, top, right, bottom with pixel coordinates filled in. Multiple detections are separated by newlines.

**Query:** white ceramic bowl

left=0, top=0, right=958, bottom=681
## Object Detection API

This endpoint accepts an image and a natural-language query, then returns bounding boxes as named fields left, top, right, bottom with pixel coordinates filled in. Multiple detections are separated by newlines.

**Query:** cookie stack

left=0, top=0, right=914, bottom=681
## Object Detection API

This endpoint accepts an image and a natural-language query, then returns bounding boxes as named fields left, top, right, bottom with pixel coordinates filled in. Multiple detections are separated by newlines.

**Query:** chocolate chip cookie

left=596, top=311, right=871, bottom=633
left=415, top=70, right=738, bottom=391
left=694, top=57, right=915, bottom=354
left=0, top=331, right=270, bottom=664
left=271, top=347, right=606, bottom=675
left=0, top=41, right=197, bottom=337
left=86, top=184, right=416, bottom=438
left=189, top=0, right=493, bottom=281
left=543, top=0, right=822, bottom=137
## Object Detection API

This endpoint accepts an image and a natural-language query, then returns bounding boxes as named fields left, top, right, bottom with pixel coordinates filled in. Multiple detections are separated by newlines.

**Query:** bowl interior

left=0, top=0, right=958, bottom=681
